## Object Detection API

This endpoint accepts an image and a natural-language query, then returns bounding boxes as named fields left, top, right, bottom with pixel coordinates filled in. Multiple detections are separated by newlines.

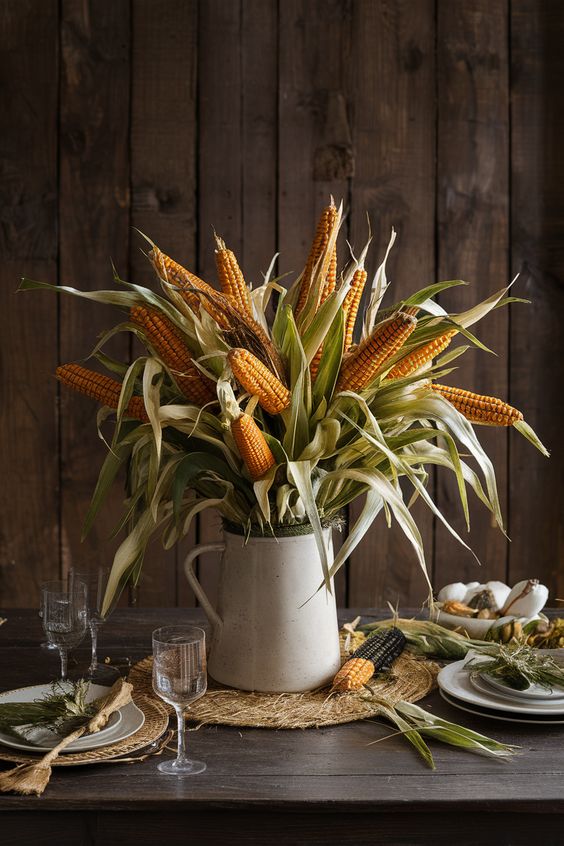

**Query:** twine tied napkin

left=0, top=678, right=132, bottom=796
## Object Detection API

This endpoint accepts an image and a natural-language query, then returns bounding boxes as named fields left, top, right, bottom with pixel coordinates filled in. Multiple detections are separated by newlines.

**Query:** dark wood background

left=1, top=0, right=562, bottom=610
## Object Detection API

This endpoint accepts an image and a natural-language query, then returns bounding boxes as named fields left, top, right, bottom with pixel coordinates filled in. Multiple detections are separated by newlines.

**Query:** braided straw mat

left=0, top=695, right=170, bottom=767
left=128, top=653, right=439, bottom=730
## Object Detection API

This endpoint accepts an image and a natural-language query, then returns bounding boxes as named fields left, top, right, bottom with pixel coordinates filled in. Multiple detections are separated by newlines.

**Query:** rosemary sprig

left=0, top=680, right=98, bottom=739
left=467, top=643, right=564, bottom=692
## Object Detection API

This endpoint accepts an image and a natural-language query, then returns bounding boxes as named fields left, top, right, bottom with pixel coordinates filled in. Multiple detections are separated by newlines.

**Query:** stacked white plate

left=0, top=682, right=145, bottom=753
left=437, top=657, right=564, bottom=724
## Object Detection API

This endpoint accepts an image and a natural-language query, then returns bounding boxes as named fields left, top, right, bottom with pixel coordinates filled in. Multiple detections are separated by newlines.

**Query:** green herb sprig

left=467, top=643, right=564, bottom=692
left=0, top=680, right=98, bottom=739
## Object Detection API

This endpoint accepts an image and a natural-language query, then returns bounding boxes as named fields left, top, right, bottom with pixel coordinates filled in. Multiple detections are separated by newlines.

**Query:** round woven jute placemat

left=0, top=694, right=170, bottom=767
left=129, top=653, right=439, bottom=729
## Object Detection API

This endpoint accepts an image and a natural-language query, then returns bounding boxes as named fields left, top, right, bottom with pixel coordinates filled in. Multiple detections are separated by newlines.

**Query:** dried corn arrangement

left=21, top=195, right=548, bottom=611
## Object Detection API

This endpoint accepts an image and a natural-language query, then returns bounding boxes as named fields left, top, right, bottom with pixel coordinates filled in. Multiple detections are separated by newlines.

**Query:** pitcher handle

left=183, top=543, right=225, bottom=634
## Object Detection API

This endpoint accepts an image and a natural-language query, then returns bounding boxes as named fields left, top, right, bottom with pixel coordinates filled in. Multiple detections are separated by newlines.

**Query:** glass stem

left=89, top=623, right=98, bottom=673
left=175, top=706, right=188, bottom=766
left=59, top=647, right=68, bottom=681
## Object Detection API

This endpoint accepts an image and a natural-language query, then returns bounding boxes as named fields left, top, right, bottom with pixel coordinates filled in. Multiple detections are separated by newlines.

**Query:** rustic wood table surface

left=1, top=608, right=563, bottom=846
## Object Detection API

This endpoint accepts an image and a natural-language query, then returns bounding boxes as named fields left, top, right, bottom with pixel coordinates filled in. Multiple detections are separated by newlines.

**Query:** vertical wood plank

left=278, top=0, right=353, bottom=604
left=0, top=1, right=59, bottom=606
left=241, top=0, right=278, bottom=287
left=347, top=0, right=436, bottom=607
left=130, top=0, right=198, bottom=607
left=434, top=0, right=509, bottom=590
left=197, top=0, right=280, bottom=608
left=59, top=1, right=131, bottom=577
left=197, top=0, right=243, bottom=608
left=509, top=1, right=564, bottom=596
left=278, top=0, right=353, bottom=280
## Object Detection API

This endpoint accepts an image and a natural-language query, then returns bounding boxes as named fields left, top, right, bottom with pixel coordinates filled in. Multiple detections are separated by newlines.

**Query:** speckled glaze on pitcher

left=183, top=528, right=341, bottom=693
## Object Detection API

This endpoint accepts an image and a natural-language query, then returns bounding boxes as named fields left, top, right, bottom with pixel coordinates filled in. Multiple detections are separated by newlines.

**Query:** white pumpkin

left=501, top=579, right=549, bottom=617
left=437, top=582, right=468, bottom=603
left=462, top=582, right=484, bottom=604
left=485, top=581, right=511, bottom=611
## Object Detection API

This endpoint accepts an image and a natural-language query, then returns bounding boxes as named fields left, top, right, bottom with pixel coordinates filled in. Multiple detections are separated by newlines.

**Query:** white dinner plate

left=437, top=660, right=564, bottom=716
left=439, top=689, right=564, bottom=725
left=0, top=682, right=145, bottom=753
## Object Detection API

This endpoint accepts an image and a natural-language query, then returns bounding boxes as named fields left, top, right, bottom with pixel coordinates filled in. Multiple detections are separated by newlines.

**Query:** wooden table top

left=1, top=608, right=563, bottom=846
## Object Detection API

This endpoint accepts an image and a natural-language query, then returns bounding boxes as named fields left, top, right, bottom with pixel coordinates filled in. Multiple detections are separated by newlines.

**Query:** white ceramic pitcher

left=183, top=527, right=341, bottom=693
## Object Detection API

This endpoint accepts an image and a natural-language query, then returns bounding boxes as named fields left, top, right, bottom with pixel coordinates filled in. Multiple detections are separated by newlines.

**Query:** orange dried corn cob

left=130, top=306, right=216, bottom=405
left=214, top=235, right=253, bottom=318
left=343, top=267, right=368, bottom=351
left=295, top=203, right=338, bottom=316
left=388, top=330, right=457, bottom=379
left=231, top=413, right=276, bottom=481
left=228, top=348, right=291, bottom=414
left=432, top=384, right=524, bottom=426
left=56, top=364, right=148, bottom=422
left=331, top=627, right=406, bottom=692
left=309, top=245, right=338, bottom=380
left=331, top=658, right=375, bottom=692
left=309, top=345, right=324, bottom=381
left=335, top=312, right=417, bottom=394
left=320, top=244, right=337, bottom=303
left=149, top=246, right=231, bottom=330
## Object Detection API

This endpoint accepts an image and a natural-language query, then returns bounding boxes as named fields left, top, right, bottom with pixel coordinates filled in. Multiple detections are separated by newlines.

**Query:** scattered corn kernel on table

left=1, top=608, right=563, bottom=846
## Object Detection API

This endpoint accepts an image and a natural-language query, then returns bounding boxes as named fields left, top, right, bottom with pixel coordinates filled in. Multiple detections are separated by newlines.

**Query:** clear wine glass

left=41, top=579, right=87, bottom=681
left=152, top=626, right=207, bottom=776
left=70, top=567, right=119, bottom=685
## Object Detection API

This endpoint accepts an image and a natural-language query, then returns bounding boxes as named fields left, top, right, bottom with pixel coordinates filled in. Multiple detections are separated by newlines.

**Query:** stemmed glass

left=41, top=579, right=87, bottom=681
left=152, top=626, right=207, bottom=776
left=70, top=567, right=119, bottom=685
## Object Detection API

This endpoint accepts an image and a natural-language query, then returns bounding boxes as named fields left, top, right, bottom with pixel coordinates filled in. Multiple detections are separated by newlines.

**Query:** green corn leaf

left=172, top=452, right=248, bottom=521
left=403, top=279, right=467, bottom=306
left=362, top=228, right=397, bottom=339
left=82, top=431, right=137, bottom=540
left=372, top=703, right=436, bottom=770
left=312, top=307, right=344, bottom=409
left=142, top=357, right=164, bottom=465
left=287, top=459, right=331, bottom=591
left=513, top=419, right=550, bottom=457
left=395, top=701, right=518, bottom=759
left=102, top=505, right=171, bottom=615
left=300, top=285, right=350, bottom=366
left=299, top=418, right=341, bottom=462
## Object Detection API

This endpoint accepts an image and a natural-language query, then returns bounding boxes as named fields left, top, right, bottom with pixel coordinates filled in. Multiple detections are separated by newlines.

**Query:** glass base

left=157, top=758, right=206, bottom=776
left=87, top=663, right=121, bottom=685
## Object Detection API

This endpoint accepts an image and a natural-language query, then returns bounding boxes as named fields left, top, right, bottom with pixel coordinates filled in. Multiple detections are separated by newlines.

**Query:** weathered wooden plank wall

left=1, top=0, right=562, bottom=609
left=434, top=2, right=510, bottom=589
left=0, top=1, right=60, bottom=604
left=346, top=0, right=436, bottom=607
